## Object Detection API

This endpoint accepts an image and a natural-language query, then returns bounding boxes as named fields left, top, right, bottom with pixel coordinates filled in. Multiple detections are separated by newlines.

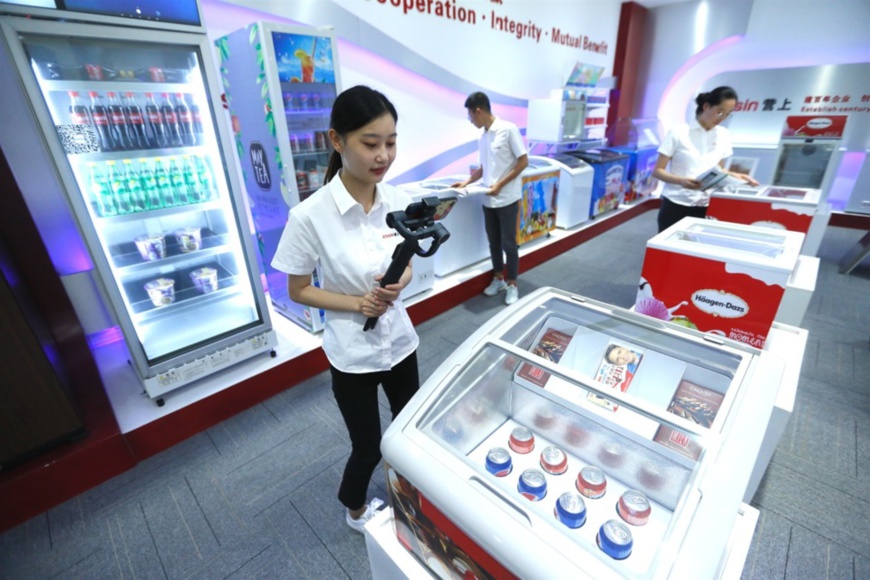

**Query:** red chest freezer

left=707, top=185, right=821, bottom=235
left=636, top=218, right=804, bottom=349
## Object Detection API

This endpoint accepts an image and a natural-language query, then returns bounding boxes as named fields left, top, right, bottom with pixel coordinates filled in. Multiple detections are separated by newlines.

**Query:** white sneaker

left=346, top=498, right=384, bottom=534
left=505, top=285, right=519, bottom=305
left=483, top=277, right=508, bottom=296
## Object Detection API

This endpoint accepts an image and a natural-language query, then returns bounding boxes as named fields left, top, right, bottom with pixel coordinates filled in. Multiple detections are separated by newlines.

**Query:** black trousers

left=330, top=351, right=419, bottom=510
left=483, top=201, right=520, bottom=281
left=657, top=196, right=708, bottom=233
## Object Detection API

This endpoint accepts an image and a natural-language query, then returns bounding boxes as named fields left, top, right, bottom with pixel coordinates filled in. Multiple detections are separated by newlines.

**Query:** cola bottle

left=186, top=94, right=204, bottom=146
left=107, top=92, right=135, bottom=150
left=144, top=93, right=169, bottom=149
left=160, top=93, right=183, bottom=147
left=174, top=93, right=196, bottom=147
left=88, top=92, right=116, bottom=152
left=68, top=91, right=91, bottom=126
left=123, top=93, right=150, bottom=150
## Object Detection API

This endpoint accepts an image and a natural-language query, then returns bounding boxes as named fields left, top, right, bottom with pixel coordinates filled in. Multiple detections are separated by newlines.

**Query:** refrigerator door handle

left=468, top=475, right=532, bottom=526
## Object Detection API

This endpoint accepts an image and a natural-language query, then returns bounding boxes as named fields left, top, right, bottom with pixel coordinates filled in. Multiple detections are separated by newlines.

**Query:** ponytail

left=324, top=150, right=342, bottom=183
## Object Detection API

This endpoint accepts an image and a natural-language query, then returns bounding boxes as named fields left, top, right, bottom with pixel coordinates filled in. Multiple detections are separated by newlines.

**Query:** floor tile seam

left=224, top=426, right=333, bottom=477
left=183, top=475, right=222, bottom=549
left=261, top=505, right=329, bottom=579
left=769, top=453, right=870, bottom=498
left=249, top=454, right=347, bottom=520
left=754, top=504, right=870, bottom=561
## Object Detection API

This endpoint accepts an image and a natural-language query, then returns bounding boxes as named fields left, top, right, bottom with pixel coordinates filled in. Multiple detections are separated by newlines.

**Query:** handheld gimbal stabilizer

left=363, top=196, right=456, bottom=331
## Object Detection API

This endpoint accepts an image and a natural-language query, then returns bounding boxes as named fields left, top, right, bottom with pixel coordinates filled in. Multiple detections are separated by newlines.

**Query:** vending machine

left=636, top=218, right=804, bottom=350
left=380, top=287, right=787, bottom=579
left=0, top=3, right=275, bottom=401
left=217, top=22, right=341, bottom=332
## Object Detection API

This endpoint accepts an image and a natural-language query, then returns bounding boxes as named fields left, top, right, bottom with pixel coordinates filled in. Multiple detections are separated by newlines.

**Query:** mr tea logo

left=691, top=289, right=748, bottom=319
left=249, top=142, right=272, bottom=190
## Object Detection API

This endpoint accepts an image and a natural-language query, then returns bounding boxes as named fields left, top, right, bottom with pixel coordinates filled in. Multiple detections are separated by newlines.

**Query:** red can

left=539, top=445, right=568, bottom=475
left=617, top=490, right=651, bottom=526
left=509, top=426, right=535, bottom=454
left=576, top=465, right=607, bottom=499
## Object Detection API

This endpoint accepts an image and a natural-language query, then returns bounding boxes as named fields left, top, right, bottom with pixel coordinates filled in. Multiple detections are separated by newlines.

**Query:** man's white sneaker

left=505, top=285, right=519, bottom=305
left=483, top=278, right=508, bottom=296
left=345, top=498, right=384, bottom=534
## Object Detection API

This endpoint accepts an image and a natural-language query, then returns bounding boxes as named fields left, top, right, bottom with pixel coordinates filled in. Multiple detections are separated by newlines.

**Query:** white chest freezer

left=382, top=287, right=788, bottom=579
left=636, top=218, right=804, bottom=350
left=398, top=176, right=489, bottom=278
left=528, top=154, right=593, bottom=229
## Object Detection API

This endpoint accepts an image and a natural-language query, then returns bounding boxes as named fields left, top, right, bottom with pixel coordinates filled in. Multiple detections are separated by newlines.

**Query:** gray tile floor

left=1, top=211, right=869, bottom=579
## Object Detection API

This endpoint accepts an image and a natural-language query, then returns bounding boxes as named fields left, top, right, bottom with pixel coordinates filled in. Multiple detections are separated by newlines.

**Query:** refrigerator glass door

left=17, top=29, right=265, bottom=366
left=772, top=141, right=836, bottom=188
left=272, top=30, right=337, bottom=203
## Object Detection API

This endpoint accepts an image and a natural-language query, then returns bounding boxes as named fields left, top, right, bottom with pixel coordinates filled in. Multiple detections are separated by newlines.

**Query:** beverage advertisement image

left=271, top=32, right=336, bottom=85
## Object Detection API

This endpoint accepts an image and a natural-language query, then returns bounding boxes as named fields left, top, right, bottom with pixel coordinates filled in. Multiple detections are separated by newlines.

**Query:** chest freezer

left=381, top=287, right=786, bottom=579
left=567, top=149, right=630, bottom=218
left=518, top=162, right=560, bottom=245
left=707, top=185, right=822, bottom=237
left=528, top=154, right=593, bottom=229
left=398, top=176, right=489, bottom=278
left=636, top=218, right=804, bottom=350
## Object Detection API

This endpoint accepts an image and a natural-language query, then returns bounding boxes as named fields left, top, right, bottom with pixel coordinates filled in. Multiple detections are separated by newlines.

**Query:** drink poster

left=271, top=32, right=336, bottom=84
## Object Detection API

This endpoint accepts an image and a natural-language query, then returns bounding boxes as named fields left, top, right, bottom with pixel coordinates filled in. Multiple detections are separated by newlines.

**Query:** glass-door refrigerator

left=216, top=22, right=341, bottom=333
left=0, top=11, right=275, bottom=401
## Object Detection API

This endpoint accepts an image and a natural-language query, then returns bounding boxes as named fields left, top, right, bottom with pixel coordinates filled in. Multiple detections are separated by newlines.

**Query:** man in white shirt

left=453, top=92, right=528, bottom=305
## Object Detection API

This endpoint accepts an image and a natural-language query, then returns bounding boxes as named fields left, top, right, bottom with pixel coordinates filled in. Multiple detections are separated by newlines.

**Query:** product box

left=586, top=340, right=645, bottom=411
left=707, top=185, right=821, bottom=235
left=636, top=218, right=804, bottom=349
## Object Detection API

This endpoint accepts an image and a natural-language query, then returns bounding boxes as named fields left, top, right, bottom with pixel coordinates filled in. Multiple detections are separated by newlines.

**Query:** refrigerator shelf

left=72, top=145, right=209, bottom=162
left=284, top=108, right=329, bottom=116
left=111, top=229, right=231, bottom=272
left=94, top=200, right=222, bottom=223
left=40, top=79, right=195, bottom=93
left=126, top=260, right=241, bottom=319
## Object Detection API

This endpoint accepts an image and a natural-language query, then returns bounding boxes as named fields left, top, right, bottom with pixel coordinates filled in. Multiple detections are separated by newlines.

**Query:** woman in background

left=653, top=86, right=759, bottom=232
left=271, top=86, right=419, bottom=533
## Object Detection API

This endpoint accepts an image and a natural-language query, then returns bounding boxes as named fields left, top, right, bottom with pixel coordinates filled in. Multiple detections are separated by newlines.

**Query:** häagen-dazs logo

left=691, top=289, right=748, bottom=318
left=806, top=117, right=833, bottom=130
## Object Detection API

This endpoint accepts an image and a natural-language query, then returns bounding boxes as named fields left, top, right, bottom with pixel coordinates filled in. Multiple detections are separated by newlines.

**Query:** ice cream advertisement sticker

left=691, top=289, right=748, bottom=318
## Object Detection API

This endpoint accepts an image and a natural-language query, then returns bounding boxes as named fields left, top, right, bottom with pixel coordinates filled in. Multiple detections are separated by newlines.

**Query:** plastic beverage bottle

left=139, top=159, right=161, bottom=209
left=68, top=91, right=92, bottom=126
left=182, top=156, right=205, bottom=202
left=107, top=161, right=132, bottom=214
left=153, top=158, right=175, bottom=207
left=160, top=93, right=183, bottom=147
left=123, top=93, right=150, bottom=149
left=194, top=155, right=216, bottom=200
left=88, top=91, right=116, bottom=151
left=186, top=94, right=204, bottom=146
left=107, top=92, right=135, bottom=150
left=144, top=93, right=169, bottom=148
left=174, top=93, right=196, bottom=147
left=122, top=159, right=146, bottom=212
left=168, top=158, right=190, bottom=204
left=88, top=162, right=116, bottom=216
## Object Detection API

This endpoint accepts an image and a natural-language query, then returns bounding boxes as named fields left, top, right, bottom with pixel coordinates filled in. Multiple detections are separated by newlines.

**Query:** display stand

left=365, top=504, right=760, bottom=580
left=838, top=230, right=870, bottom=274
left=775, top=254, right=819, bottom=327
left=744, top=322, right=808, bottom=502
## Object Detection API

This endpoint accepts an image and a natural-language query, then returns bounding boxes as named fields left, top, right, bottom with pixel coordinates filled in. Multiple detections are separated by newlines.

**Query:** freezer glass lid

left=760, top=187, right=810, bottom=200
left=671, top=224, right=787, bottom=258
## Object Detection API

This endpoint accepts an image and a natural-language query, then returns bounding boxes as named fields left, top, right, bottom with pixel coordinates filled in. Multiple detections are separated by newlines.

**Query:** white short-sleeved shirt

left=658, top=120, right=734, bottom=207
left=271, top=174, right=419, bottom=373
left=479, top=117, right=528, bottom=208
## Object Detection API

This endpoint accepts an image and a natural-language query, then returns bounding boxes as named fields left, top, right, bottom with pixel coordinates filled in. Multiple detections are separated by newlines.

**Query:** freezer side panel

left=638, top=247, right=786, bottom=349
left=385, top=463, right=517, bottom=580
left=517, top=168, right=558, bottom=245
left=707, top=197, right=814, bottom=233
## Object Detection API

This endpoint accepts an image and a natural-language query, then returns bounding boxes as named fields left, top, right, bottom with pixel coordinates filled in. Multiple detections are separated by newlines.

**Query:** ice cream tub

left=190, top=267, right=219, bottom=294
left=134, top=233, right=166, bottom=262
left=144, top=278, right=175, bottom=307
left=175, top=227, right=202, bottom=253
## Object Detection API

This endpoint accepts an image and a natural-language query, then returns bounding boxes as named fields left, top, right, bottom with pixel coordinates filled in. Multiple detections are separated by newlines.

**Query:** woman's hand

left=680, top=176, right=703, bottom=190
left=359, top=287, right=389, bottom=318
left=732, top=172, right=760, bottom=186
